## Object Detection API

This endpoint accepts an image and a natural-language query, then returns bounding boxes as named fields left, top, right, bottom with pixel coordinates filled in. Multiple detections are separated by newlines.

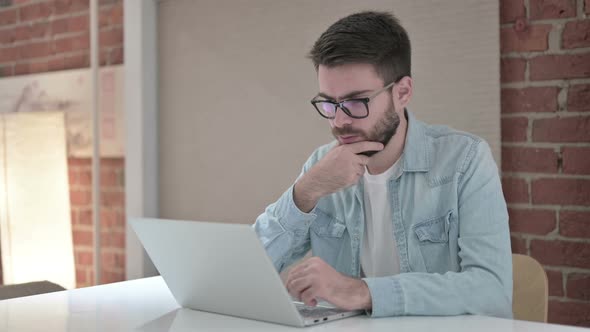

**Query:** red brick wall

left=69, top=158, right=126, bottom=286
left=501, top=0, right=590, bottom=327
left=0, top=0, right=123, bottom=76
left=0, top=0, right=124, bottom=288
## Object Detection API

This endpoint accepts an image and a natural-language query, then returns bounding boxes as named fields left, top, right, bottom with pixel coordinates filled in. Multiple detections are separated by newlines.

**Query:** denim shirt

left=253, top=110, right=513, bottom=318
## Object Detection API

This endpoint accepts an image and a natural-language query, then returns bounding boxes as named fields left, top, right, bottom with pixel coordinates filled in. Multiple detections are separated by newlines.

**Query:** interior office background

left=0, top=0, right=588, bottom=328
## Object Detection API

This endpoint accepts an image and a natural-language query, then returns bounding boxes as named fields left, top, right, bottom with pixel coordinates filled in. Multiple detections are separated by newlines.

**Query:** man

left=254, top=11, right=512, bottom=318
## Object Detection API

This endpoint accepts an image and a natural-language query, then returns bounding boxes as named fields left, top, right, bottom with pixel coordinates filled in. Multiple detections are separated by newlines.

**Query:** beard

left=332, top=102, right=400, bottom=157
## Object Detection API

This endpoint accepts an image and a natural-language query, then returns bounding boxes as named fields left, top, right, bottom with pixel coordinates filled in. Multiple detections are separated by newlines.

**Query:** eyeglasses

left=310, top=81, right=396, bottom=119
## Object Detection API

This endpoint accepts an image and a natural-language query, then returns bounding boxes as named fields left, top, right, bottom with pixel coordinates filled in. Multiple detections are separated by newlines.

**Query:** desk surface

left=0, top=276, right=586, bottom=332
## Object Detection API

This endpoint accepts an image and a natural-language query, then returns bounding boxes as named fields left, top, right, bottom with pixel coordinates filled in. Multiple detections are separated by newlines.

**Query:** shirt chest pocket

left=310, top=209, right=347, bottom=266
left=413, top=212, right=450, bottom=243
left=411, top=211, right=453, bottom=273
left=311, top=209, right=346, bottom=238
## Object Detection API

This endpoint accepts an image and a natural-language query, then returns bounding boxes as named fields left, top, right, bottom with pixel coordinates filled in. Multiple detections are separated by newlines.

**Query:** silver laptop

left=130, top=218, right=364, bottom=327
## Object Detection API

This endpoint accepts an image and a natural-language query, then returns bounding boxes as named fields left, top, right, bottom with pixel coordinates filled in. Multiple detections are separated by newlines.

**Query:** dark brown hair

left=309, top=11, right=411, bottom=84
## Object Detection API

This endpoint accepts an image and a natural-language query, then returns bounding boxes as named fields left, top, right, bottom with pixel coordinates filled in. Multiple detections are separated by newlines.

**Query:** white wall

left=157, top=0, right=500, bottom=223
left=124, top=0, right=158, bottom=279
left=126, top=0, right=500, bottom=277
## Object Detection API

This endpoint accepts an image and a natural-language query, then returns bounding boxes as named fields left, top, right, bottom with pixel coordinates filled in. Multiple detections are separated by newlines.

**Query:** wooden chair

left=512, top=254, right=548, bottom=323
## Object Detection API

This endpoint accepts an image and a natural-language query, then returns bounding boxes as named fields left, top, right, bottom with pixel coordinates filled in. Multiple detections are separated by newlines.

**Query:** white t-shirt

left=360, top=156, right=403, bottom=278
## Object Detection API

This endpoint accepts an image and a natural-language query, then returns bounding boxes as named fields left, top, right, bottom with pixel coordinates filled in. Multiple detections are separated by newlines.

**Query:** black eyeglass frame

left=310, top=81, right=396, bottom=119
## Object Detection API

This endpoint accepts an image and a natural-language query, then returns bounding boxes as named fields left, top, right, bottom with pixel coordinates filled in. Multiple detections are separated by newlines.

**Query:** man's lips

left=338, top=135, right=362, bottom=144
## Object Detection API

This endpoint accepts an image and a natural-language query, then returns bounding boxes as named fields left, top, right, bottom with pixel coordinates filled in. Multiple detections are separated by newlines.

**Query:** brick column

left=501, top=0, right=590, bottom=326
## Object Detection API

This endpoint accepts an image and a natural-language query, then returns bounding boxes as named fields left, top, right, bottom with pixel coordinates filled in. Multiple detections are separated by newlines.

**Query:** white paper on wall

left=0, top=112, right=75, bottom=289
left=0, top=66, right=125, bottom=157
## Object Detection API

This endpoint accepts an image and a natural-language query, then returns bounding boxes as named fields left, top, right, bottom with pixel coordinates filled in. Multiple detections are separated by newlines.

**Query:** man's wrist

left=354, top=279, right=372, bottom=310
left=337, top=277, right=372, bottom=310
left=293, top=175, right=321, bottom=213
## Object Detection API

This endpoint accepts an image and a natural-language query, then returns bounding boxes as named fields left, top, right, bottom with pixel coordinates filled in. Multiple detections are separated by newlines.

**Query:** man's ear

left=394, top=76, right=413, bottom=108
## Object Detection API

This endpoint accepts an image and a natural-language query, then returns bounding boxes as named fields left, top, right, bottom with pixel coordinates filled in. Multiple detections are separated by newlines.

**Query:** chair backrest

left=512, top=254, right=548, bottom=322
left=0, top=280, right=65, bottom=300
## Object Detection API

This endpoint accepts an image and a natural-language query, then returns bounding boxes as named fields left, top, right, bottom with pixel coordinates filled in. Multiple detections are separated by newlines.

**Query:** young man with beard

left=253, top=11, right=513, bottom=318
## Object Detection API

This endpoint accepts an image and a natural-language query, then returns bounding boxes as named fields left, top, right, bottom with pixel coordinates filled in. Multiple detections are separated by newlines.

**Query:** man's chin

left=336, top=138, right=384, bottom=157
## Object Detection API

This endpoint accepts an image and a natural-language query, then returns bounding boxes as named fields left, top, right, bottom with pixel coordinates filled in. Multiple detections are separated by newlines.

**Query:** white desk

left=0, top=276, right=585, bottom=332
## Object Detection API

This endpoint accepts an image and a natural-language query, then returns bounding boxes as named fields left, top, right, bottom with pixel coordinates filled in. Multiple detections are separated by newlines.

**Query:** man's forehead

left=317, top=64, right=384, bottom=100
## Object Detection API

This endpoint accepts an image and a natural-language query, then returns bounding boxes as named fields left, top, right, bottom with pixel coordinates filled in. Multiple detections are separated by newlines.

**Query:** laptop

left=130, top=218, right=364, bottom=327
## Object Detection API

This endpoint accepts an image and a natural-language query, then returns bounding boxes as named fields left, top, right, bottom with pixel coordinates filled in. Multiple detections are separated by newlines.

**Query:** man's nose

left=332, top=106, right=353, bottom=128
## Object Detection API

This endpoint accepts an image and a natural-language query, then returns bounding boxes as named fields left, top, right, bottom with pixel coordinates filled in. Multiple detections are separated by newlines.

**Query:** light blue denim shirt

left=253, top=110, right=513, bottom=318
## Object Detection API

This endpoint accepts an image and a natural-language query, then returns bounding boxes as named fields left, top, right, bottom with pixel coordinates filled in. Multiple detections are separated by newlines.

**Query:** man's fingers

left=300, top=287, right=318, bottom=307
left=352, top=163, right=366, bottom=178
left=357, top=154, right=370, bottom=165
left=286, top=265, right=308, bottom=285
left=287, top=276, right=311, bottom=299
left=347, top=141, right=384, bottom=155
left=287, top=275, right=306, bottom=293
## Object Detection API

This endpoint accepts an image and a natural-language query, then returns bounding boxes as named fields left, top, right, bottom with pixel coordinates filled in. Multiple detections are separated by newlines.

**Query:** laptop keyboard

left=295, top=303, right=348, bottom=319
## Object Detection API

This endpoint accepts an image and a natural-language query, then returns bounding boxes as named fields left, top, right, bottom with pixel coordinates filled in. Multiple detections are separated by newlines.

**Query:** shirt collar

left=402, top=109, right=430, bottom=172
